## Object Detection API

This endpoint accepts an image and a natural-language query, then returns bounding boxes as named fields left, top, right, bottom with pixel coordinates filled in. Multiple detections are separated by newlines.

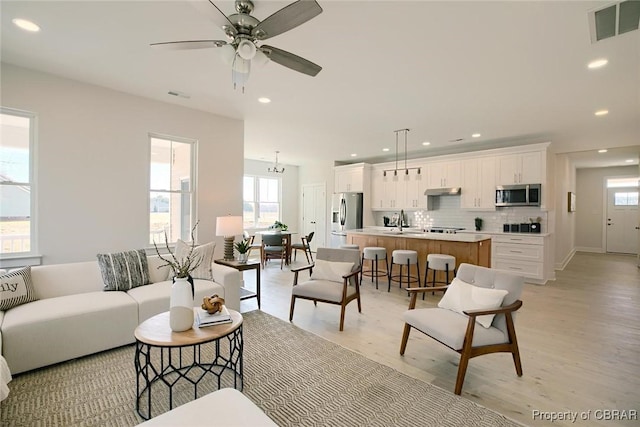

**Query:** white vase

left=238, top=253, right=248, bottom=263
left=170, top=276, right=194, bottom=332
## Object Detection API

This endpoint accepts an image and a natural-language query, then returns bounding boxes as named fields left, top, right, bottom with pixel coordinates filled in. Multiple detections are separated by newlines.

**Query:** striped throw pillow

left=175, top=240, right=215, bottom=280
left=0, top=266, right=38, bottom=310
left=97, top=249, right=150, bottom=291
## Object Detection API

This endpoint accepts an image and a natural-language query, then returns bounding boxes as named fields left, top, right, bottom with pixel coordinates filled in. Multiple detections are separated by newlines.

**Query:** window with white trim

left=149, top=135, right=196, bottom=245
left=243, top=175, right=281, bottom=228
left=1, top=108, right=36, bottom=256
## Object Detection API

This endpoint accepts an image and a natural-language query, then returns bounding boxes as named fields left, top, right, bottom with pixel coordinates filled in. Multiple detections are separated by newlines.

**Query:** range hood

left=424, top=187, right=461, bottom=196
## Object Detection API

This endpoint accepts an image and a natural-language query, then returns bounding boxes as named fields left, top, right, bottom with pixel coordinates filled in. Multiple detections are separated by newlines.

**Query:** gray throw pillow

left=97, top=249, right=150, bottom=291
left=0, top=266, right=38, bottom=310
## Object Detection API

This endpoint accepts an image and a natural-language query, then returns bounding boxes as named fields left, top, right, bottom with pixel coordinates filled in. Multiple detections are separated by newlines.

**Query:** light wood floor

left=239, top=252, right=640, bottom=427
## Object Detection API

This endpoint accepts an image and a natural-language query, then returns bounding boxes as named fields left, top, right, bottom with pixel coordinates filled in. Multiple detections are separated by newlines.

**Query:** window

left=1, top=109, right=35, bottom=256
left=614, top=192, right=639, bottom=206
left=243, top=175, right=281, bottom=228
left=149, top=135, right=196, bottom=245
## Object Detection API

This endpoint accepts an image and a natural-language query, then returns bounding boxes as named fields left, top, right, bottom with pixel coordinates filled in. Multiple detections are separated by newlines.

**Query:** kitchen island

left=345, top=229, right=492, bottom=276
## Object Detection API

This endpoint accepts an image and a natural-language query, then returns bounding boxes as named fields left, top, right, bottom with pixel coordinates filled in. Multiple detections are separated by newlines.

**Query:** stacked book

left=196, top=306, right=232, bottom=327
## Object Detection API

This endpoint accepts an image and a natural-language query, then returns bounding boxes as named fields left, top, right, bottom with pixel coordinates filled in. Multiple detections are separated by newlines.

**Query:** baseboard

left=555, top=248, right=576, bottom=271
left=575, top=246, right=605, bottom=254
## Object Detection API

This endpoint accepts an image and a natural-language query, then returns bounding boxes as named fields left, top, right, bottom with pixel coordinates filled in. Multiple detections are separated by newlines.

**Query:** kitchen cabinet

left=371, top=164, right=425, bottom=210
left=427, top=160, right=461, bottom=189
left=461, top=157, right=496, bottom=210
left=401, top=166, right=427, bottom=209
left=335, top=163, right=369, bottom=193
left=491, top=234, right=548, bottom=283
left=497, top=152, right=542, bottom=185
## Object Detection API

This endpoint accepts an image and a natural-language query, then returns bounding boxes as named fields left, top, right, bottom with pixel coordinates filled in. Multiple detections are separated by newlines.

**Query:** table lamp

left=216, top=215, right=244, bottom=261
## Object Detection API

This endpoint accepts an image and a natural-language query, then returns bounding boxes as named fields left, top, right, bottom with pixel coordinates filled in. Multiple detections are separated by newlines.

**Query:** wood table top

left=134, top=308, right=243, bottom=347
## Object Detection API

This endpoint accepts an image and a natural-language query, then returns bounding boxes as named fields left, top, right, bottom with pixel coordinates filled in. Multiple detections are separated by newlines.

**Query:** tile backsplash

left=373, top=195, right=547, bottom=233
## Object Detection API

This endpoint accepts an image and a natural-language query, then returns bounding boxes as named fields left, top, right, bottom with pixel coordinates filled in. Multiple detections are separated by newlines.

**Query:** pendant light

left=383, top=129, right=421, bottom=177
left=268, top=151, right=285, bottom=174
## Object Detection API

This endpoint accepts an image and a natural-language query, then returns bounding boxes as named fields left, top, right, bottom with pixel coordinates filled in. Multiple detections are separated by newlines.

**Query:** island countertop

left=346, top=229, right=492, bottom=269
left=347, top=228, right=492, bottom=243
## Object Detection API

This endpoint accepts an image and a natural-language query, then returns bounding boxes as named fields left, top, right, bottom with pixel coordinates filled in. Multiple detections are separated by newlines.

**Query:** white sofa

left=0, top=255, right=240, bottom=374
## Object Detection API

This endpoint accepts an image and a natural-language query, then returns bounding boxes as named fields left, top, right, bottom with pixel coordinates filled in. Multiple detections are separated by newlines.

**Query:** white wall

left=1, top=63, right=243, bottom=264
left=575, top=165, right=638, bottom=252
left=553, top=154, right=575, bottom=269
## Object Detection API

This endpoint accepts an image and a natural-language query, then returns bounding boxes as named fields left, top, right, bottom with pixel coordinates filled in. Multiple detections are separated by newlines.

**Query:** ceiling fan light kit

left=151, top=0, right=323, bottom=92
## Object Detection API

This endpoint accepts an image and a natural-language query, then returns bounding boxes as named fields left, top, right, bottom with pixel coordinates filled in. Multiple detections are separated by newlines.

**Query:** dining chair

left=261, top=233, right=287, bottom=269
left=291, top=231, right=314, bottom=263
left=243, top=231, right=262, bottom=260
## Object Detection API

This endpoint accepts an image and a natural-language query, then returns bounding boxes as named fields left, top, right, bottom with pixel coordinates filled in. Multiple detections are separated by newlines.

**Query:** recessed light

left=258, top=97, right=271, bottom=104
left=471, top=133, right=481, bottom=138
left=12, top=18, right=40, bottom=32
left=588, top=59, right=608, bottom=69
left=350, top=153, right=357, bottom=157
left=625, top=159, right=634, bottom=163
left=598, top=149, right=608, bottom=153
left=422, top=142, right=431, bottom=146
left=594, top=110, right=609, bottom=116
left=382, top=148, right=390, bottom=152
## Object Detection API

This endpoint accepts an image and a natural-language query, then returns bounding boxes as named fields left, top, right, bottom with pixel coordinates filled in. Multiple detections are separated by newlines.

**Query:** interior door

left=302, top=184, right=326, bottom=251
left=606, top=187, right=639, bottom=254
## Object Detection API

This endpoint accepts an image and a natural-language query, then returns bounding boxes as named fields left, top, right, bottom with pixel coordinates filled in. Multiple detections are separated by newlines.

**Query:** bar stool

left=361, top=247, right=389, bottom=290
left=425, top=254, right=456, bottom=298
left=389, top=250, right=421, bottom=292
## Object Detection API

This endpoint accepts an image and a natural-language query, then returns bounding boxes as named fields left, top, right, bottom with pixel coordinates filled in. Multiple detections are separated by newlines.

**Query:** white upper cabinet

left=403, top=165, right=427, bottom=209
left=461, top=157, right=496, bottom=210
left=427, top=160, right=461, bottom=189
left=335, top=164, right=366, bottom=193
left=370, top=164, right=425, bottom=210
left=497, top=152, right=542, bottom=185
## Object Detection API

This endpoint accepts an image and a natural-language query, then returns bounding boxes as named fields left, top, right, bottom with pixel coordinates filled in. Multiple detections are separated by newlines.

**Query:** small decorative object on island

left=154, top=222, right=202, bottom=332
left=201, top=294, right=225, bottom=315
left=474, top=217, right=483, bottom=231
left=269, top=221, right=288, bottom=233
left=234, top=238, right=251, bottom=263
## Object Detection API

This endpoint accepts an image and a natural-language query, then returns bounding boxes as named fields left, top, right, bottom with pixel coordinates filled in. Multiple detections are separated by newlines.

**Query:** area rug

left=0, top=310, right=522, bottom=426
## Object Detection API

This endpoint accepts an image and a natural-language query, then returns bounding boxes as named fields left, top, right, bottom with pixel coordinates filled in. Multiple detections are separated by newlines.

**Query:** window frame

left=243, top=174, right=282, bottom=229
left=0, top=107, right=40, bottom=267
left=148, top=132, right=198, bottom=246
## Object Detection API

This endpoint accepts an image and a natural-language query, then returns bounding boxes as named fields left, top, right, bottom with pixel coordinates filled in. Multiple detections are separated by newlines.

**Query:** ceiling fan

left=151, top=0, right=323, bottom=91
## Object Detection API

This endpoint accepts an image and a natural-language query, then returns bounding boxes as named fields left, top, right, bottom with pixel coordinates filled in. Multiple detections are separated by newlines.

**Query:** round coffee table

left=134, top=308, right=243, bottom=420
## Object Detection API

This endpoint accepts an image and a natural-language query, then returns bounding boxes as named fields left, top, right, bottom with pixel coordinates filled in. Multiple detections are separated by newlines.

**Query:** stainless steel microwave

left=496, top=184, right=541, bottom=207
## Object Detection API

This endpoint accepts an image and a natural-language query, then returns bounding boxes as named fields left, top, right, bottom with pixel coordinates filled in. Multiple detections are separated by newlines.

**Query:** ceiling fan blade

left=189, top=0, right=238, bottom=38
left=150, top=40, right=228, bottom=50
left=260, top=45, right=322, bottom=76
left=252, top=0, right=322, bottom=40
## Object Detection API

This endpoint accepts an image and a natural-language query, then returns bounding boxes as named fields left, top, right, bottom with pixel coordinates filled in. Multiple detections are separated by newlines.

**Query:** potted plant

left=153, top=222, right=202, bottom=332
left=474, top=217, right=483, bottom=231
left=270, top=220, right=288, bottom=232
left=234, top=238, right=251, bottom=263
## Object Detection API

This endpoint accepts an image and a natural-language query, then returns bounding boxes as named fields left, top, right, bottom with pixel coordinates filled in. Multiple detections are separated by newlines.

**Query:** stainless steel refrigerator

left=330, top=192, right=363, bottom=247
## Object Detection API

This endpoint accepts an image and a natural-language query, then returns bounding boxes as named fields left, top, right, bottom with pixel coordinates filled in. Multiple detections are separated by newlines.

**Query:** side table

left=134, top=309, right=243, bottom=420
left=214, top=259, right=261, bottom=309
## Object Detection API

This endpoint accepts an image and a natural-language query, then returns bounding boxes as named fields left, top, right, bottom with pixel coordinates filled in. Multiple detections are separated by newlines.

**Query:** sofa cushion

left=0, top=266, right=38, bottom=311
left=1, top=291, right=139, bottom=374
left=97, top=249, right=151, bottom=291
left=437, top=278, right=508, bottom=328
left=175, top=240, right=215, bottom=280
left=127, top=279, right=224, bottom=324
left=147, top=255, right=172, bottom=283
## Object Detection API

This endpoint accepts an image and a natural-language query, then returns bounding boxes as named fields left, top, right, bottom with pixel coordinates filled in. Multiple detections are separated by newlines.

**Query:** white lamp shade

left=237, top=39, right=257, bottom=60
left=219, top=44, right=236, bottom=66
left=216, top=215, right=244, bottom=237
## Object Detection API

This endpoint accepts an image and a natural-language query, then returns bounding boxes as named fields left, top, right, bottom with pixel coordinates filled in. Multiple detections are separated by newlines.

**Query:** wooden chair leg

left=506, top=312, right=523, bottom=376
left=455, top=350, right=471, bottom=395
left=339, top=304, right=346, bottom=331
left=400, top=323, right=412, bottom=355
left=289, top=296, right=296, bottom=321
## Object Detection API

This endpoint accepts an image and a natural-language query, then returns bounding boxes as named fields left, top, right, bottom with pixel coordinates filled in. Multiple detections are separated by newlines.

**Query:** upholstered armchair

left=400, top=263, right=524, bottom=395
left=289, top=247, right=362, bottom=331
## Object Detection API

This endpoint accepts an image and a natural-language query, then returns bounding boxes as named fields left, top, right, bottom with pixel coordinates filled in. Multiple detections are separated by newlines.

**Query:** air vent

left=589, top=1, right=640, bottom=43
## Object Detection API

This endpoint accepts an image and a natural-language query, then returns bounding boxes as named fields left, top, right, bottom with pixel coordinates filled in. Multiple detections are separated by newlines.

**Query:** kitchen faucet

left=399, top=210, right=404, bottom=232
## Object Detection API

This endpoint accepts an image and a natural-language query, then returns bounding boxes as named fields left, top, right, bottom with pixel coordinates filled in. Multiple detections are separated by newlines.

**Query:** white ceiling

left=1, top=0, right=639, bottom=169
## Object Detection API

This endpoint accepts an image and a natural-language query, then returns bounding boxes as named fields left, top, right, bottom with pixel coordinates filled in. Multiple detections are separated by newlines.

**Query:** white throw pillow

left=437, top=278, right=508, bottom=328
left=0, top=266, right=38, bottom=310
left=175, top=240, right=215, bottom=280
left=310, top=259, right=354, bottom=283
